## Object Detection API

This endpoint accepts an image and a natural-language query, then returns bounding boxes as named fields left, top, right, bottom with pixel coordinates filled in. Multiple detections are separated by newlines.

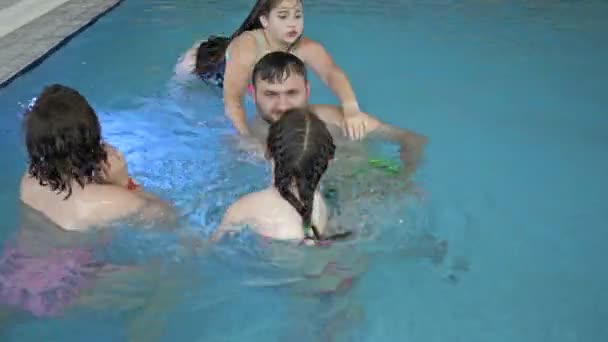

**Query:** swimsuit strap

left=224, top=30, right=267, bottom=62
left=253, top=30, right=269, bottom=59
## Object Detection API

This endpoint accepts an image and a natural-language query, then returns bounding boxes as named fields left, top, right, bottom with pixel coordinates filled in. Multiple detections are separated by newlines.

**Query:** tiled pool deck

left=0, top=0, right=122, bottom=88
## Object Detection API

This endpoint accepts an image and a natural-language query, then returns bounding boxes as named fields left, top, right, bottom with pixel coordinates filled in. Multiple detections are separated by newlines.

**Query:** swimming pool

left=1, top=0, right=607, bottom=340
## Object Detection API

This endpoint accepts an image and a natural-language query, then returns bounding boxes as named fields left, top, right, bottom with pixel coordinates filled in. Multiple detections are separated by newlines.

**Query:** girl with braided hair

left=213, top=107, right=350, bottom=244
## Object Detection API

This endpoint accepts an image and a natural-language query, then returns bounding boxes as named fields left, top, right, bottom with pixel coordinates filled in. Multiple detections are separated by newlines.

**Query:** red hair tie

left=127, top=177, right=139, bottom=191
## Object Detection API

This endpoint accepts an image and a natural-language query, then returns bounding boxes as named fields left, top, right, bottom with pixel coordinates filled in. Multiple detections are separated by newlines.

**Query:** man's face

left=253, top=73, right=310, bottom=123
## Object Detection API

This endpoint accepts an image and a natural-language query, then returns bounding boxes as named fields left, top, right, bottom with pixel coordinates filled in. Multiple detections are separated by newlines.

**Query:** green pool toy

left=368, top=158, right=401, bottom=174
left=349, top=158, right=401, bottom=177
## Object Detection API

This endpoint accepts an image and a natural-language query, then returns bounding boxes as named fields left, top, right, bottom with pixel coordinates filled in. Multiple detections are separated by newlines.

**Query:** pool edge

left=0, top=0, right=124, bottom=89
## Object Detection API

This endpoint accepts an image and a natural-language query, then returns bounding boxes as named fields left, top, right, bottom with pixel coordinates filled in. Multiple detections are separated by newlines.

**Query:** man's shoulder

left=307, top=104, right=345, bottom=139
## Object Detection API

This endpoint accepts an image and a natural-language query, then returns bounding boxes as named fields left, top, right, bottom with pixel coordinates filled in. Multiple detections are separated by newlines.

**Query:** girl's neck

left=261, top=29, right=291, bottom=52
left=268, top=165, right=317, bottom=199
left=268, top=184, right=319, bottom=201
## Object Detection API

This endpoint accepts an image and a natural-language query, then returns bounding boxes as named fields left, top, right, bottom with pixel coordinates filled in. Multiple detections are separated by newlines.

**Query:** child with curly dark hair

left=20, top=84, right=173, bottom=231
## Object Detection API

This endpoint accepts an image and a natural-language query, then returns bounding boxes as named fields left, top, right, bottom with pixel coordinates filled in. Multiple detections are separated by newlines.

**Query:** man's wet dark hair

left=251, top=51, right=308, bottom=87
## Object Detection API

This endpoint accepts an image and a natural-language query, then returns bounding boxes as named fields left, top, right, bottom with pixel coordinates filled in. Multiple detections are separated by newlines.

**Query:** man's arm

left=367, top=123, right=428, bottom=175
left=309, top=104, right=427, bottom=173
left=308, top=104, right=345, bottom=127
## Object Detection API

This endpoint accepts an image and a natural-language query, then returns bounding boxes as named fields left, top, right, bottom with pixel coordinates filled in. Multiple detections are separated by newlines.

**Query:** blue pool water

left=1, top=0, right=608, bottom=341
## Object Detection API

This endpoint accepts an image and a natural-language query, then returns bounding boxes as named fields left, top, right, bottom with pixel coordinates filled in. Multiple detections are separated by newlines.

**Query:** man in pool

left=243, top=51, right=428, bottom=173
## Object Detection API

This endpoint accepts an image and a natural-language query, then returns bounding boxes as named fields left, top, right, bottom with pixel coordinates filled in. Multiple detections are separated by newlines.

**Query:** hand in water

left=342, top=106, right=374, bottom=140
left=101, top=144, right=130, bottom=187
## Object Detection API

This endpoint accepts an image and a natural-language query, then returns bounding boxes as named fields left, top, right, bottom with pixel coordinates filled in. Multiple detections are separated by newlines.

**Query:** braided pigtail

left=267, top=108, right=335, bottom=241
